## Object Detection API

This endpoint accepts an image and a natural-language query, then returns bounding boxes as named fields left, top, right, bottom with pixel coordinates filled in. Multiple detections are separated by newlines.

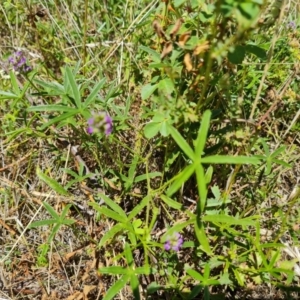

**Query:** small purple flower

left=164, top=232, right=183, bottom=252
left=87, top=112, right=113, bottom=136
left=287, top=21, right=296, bottom=30
left=8, top=51, right=32, bottom=73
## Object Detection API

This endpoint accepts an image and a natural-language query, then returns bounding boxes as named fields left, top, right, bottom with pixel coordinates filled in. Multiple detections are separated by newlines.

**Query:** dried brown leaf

left=161, top=41, right=173, bottom=59
left=170, top=18, right=183, bottom=39
left=178, top=32, right=191, bottom=47
left=152, top=20, right=167, bottom=39
left=184, top=53, right=193, bottom=71
left=193, top=41, right=209, bottom=55
left=83, top=285, right=97, bottom=300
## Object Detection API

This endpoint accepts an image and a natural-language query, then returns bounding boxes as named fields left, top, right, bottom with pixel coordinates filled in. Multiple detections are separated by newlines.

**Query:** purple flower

left=87, top=112, right=113, bottom=136
left=164, top=232, right=183, bottom=252
left=8, top=51, right=32, bottom=73
left=287, top=21, right=296, bottom=30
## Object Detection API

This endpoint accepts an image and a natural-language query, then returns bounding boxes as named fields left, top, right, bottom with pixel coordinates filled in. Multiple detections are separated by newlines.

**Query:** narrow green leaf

left=27, top=105, right=78, bottom=112
left=39, top=111, right=77, bottom=130
left=43, top=201, right=59, bottom=218
left=66, top=67, right=81, bottom=108
left=130, top=274, right=141, bottom=300
left=98, top=193, right=127, bottom=218
left=134, top=172, right=162, bottom=183
left=205, top=166, right=213, bottom=184
left=135, top=266, right=152, bottom=275
left=28, top=219, right=57, bottom=228
left=195, top=110, right=211, bottom=157
left=272, top=159, right=291, bottom=168
left=270, top=146, right=286, bottom=158
left=194, top=221, right=212, bottom=255
left=37, top=168, right=69, bottom=196
left=0, top=91, right=19, bottom=99
left=34, top=79, right=65, bottom=93
left=125, top=243, right=134, bottom=266
left=195, top=164, right=207, bottom=213
left=89, top=204, right=127, bottom=223
left=168, top=125, right=196, bottom=160
left=201, top=155, right=260, bottom=164
left=160, top=194, right=183, bottom=210
left=84, top=78, right=106, bottom=108
left=166, top=164, right=195, bottom=197
left=99, top=266, right=128, bottom=275
left=128, top=195, right=151, bottom=220
left=161, top=220, right=194, bottom=241
left=202, top=214, right=257, bottom=226
left=99, top=223, right=124, bottom=248
left=186, top=269, right=204, bottom=281
left=103, top=274, right=130, bottom=300
left=10, top=71, right=20, bottom=94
